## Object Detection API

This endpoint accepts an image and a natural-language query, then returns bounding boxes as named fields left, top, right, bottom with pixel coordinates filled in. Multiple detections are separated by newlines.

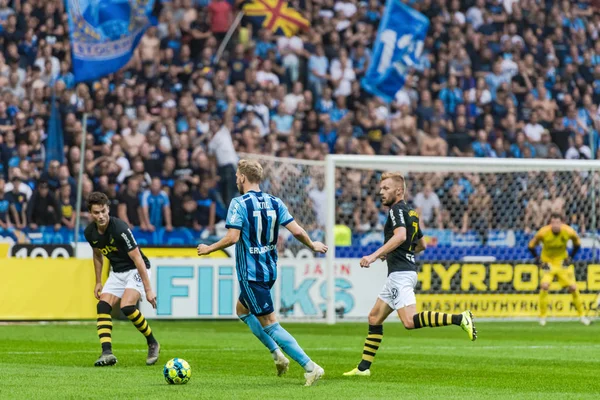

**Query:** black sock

left=413, top=311, right=463, bottom=328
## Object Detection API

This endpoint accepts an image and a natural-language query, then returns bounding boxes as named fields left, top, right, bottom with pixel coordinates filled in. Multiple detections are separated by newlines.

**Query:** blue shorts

left=239, top=280, right=275, bottom=316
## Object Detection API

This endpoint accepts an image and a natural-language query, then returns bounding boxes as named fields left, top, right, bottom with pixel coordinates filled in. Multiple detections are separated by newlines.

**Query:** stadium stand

left=0, top=0, right=600, bottom=257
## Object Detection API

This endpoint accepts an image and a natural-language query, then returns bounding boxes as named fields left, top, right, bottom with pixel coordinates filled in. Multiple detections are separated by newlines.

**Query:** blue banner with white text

left=66, top=0, right=158, bottom=82
left=1, top=227, right=598, bottom=262
left=361, top=0, right=429, bottom=102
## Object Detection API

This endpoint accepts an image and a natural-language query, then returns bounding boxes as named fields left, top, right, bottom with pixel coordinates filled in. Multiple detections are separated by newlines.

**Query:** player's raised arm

left=360, top=206, right=407, bottom=268
left=285, top=220, right=328, bottom=253
left=278, top=199, right=327, bottom=253
left=197, top=198, right=242, bottom=256
left=197, top=228, right=241, bottom=255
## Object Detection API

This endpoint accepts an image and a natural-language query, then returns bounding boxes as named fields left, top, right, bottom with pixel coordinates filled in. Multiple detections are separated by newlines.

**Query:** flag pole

left=73, top=113, right=88, bottom=258
left=215, top=11, right=245, bottom=64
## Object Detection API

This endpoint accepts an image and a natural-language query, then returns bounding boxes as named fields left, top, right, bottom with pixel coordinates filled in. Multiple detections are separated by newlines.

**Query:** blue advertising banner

left=2, top=227, right=598, bottom=262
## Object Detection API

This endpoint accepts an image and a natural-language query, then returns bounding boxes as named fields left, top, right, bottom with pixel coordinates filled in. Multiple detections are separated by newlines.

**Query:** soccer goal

left=242, top=153, right=600, bottom=324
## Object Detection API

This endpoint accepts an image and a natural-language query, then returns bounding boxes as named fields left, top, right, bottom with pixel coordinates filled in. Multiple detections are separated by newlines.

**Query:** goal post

left=240, top=153, right=600, bottom=324
left=325, top=155, right=600, bottom=324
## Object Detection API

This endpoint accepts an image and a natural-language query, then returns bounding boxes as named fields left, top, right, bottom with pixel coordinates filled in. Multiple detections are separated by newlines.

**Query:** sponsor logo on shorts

left=391, top=288, right=398, bottom=300
left=134, top=273, right=142, bottom=283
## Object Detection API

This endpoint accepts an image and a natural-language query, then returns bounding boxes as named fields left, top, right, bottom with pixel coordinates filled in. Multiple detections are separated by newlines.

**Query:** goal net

left=241, top=154, right=600, bottom=323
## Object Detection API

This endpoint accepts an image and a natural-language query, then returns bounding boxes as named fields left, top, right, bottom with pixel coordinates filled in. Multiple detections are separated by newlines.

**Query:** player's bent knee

left=257, top=312, right=277, bottom=327
left=402, top=319, right=415, bottom=330
left=97, top=300, right=112, bottom=314
left=368, top=312, right=382, bottom=326
left=398, top=311, right=416, bottom=329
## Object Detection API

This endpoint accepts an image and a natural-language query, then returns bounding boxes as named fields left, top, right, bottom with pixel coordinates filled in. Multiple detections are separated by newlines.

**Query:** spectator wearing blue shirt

left=438, top=75, right=463, bottom=116
left=271, top=104, right=294, bottom=135
left=510, top=131, right=536, bottom=158
left=141, top=177, right=173, bottom=232
left=319, top=118, right=337, bottom=153
left=329, top=96, right=350, bottom=127
left=317, top=86, right=334, bottom=114
left=485, top=60, right=510, bottom=100
left=255, top=29, right=276, bottom=60
left=56, top=61, right=75, bottom=90
left=492, top=137, right=507, bottom=158
left=160, top=24, right=182, bottom=53
left=472, top=130, right=494, bottom=157
left=6, top=176, right=27, bottom=229
left=308, top=45, right=329, bottom=101
left=563, top=105, right=584, bottom=135
left=8, top=143, right=29, bottom=169
left=351, top=43, right=370, bottom=78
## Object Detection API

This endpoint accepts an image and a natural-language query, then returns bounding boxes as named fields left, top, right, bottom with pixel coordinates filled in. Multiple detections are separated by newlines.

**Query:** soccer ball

left=163, top=358, right=192, bottom=385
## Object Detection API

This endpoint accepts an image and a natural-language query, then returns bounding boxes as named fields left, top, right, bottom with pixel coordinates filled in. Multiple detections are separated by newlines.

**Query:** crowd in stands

left=0, top=0, right=600, bottom=237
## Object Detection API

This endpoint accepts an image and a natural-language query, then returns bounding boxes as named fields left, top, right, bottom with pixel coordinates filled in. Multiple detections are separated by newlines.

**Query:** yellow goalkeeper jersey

left=528, top=224, right=580, bottom=265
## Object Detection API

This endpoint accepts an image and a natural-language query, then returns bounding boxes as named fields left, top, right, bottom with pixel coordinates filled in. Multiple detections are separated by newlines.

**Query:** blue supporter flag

left=66, top=0, right=160, bottom=83
left=361, top=0, right=429, bottom=102
left=45, top=92, right=64, bottom=170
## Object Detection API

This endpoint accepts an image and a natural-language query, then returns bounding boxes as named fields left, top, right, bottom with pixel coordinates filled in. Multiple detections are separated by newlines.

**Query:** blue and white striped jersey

left=226, top=190, right=294, bottom=282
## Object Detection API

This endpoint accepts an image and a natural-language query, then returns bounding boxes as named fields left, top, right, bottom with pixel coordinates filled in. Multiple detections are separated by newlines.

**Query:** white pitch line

left=5, top=344, right=600, bottom=355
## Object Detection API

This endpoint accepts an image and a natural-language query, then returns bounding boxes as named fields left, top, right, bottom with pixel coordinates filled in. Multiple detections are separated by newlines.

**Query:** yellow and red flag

left=243, top=0, right=310, bottom=37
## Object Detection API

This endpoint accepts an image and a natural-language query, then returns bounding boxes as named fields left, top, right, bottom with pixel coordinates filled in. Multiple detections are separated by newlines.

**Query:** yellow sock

left=539, top=290, right=549, bottom=318
left=572, top=289, right=584, bottom=317
left=357, top=325, right=382, bottom=371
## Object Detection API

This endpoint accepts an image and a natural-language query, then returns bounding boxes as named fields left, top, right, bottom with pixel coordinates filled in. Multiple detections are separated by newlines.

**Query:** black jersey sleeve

left=389, top=203, right=406, bottom=231
left=417, top=222, right=424, bottom=239
left=114, top=219, right=138, bottom=252
left=83, top=224, right=94, bottom=245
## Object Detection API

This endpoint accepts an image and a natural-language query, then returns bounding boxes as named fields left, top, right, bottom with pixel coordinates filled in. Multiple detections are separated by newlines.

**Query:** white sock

left=304, top=360, right=315, bottom=373
left=272, top=348, right=284, bottom=361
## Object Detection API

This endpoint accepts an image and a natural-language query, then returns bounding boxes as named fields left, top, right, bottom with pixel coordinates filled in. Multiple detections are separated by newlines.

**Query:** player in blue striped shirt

left=197, top=159, right=328, bottom=386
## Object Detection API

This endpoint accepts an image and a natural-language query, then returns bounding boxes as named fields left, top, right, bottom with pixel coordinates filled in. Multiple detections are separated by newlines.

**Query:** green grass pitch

left=1, top=320, right=599, bottom=399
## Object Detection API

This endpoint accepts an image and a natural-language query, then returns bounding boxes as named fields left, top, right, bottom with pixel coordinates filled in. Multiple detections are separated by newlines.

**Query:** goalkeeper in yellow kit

left=528, top=212, right=590, bottom=326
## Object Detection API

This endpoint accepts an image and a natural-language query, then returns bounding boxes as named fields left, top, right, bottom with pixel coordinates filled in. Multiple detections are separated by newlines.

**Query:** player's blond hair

left=381, top=171, right=405, bottom=185
left=238, top=159, right=264, bottom=183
